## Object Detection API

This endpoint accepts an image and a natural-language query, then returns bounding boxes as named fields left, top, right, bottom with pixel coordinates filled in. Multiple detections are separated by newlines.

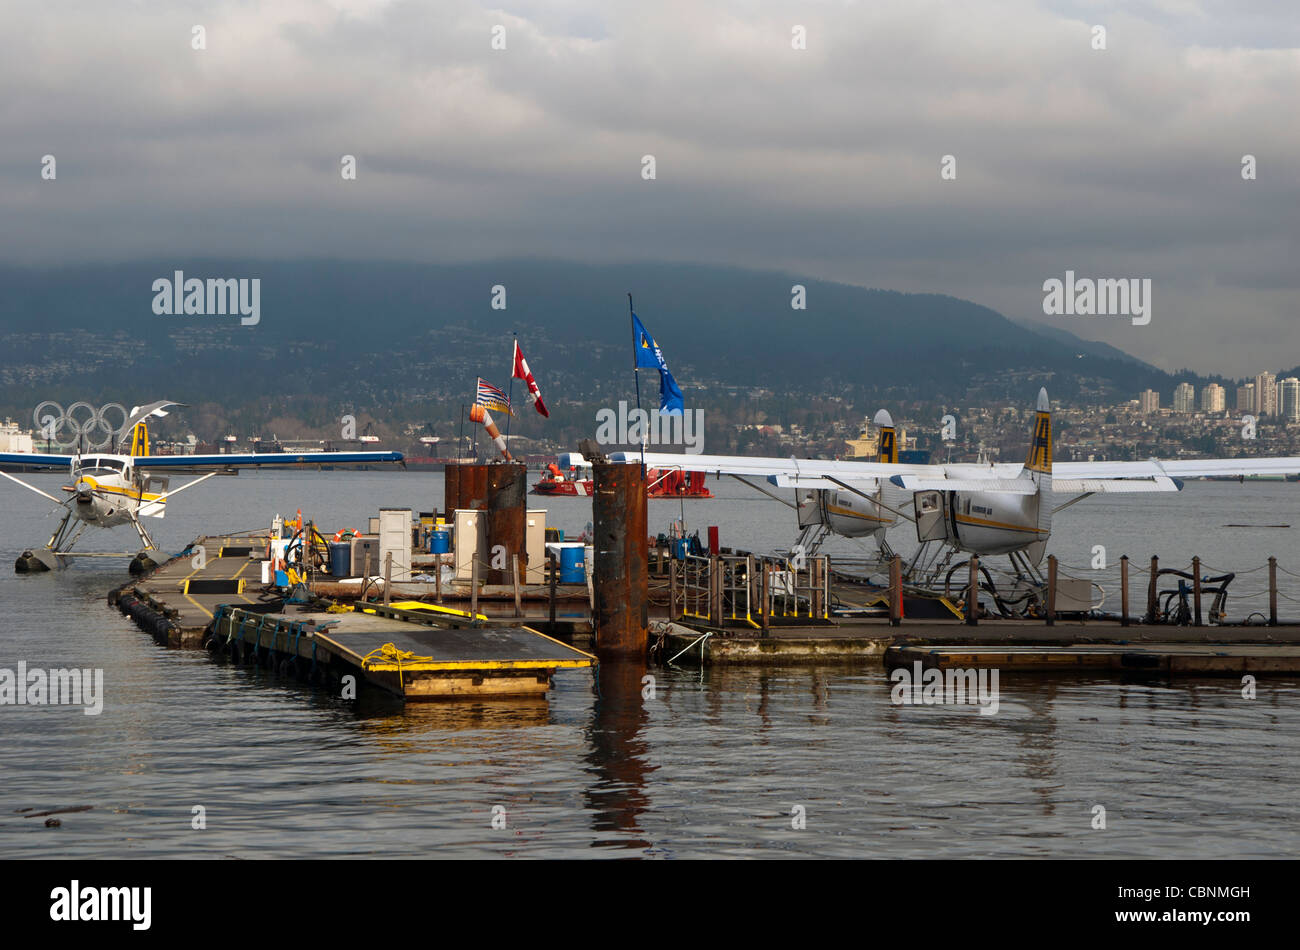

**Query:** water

left=1, top=471, right=1298, bottom=857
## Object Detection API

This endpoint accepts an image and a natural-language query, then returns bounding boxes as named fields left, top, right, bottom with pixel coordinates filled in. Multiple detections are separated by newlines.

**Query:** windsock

left=469, top=404, right=513, bottom=461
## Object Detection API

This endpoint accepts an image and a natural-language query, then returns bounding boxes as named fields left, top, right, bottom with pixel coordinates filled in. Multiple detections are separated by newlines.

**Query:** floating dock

left=108, top=534, right=274, bottom=647
left=886, top=642, right=1300, bottom=675
left=208, top=602, right=594, bottom=700
left=653, top=618, right=1300, bottom=672
left=108, top=529, right=597, bottom=701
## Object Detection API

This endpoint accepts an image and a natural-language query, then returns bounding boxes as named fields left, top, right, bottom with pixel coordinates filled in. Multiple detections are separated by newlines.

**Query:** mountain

left=0, top=259, right=1197, bottom=434
left=1006, top=319, right=1152, bottom=367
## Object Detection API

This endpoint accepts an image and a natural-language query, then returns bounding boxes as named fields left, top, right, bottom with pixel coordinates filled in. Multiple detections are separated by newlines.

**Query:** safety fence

left=671, top=553, right=831, bottom=632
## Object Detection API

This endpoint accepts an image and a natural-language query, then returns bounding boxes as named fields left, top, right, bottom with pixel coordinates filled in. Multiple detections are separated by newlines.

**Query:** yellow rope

left=360, top=642, right=434, bottom=689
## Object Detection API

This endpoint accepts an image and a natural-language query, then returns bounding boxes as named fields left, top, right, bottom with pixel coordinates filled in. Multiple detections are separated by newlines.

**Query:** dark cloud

left=1, top=0, right=1295, bottom=375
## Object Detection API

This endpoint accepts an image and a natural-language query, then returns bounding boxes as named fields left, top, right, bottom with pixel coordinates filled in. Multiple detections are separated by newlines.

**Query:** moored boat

left=531, top=462, right=713, bottom=498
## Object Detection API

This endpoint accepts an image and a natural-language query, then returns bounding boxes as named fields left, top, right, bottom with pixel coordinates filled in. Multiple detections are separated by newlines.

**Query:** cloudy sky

left=3, top=0, right=1296, bottom=375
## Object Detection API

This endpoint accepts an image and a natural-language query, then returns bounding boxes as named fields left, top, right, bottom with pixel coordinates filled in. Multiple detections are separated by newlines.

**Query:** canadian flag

left=512, top=340, right=549, bottom=417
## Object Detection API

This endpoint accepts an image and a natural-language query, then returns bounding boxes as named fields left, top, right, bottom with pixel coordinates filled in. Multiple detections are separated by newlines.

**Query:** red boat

left=531, top=463, right=712, bottom=499
left=532, top=463, right=593, bottom=496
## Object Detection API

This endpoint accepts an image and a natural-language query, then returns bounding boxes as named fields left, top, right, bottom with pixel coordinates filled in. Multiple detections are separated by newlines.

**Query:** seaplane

left=0, top=401, right=403, bottom=574
left=569, top=388, right=1300, bottom=587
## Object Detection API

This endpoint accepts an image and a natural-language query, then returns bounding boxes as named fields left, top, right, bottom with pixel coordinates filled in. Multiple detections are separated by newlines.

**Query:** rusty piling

left=460, top=463, right=490, bottom=512
left=485, top=463, right=526, bottom=586
left=443, top=463, right=461, bottom=520
left=591, top=462, right=648, bottom=656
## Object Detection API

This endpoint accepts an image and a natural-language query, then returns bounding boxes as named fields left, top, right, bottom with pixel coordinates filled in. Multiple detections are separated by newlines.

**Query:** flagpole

left=458, top=403, right=465, bottom=460
left=506, top=336, right=515, bottom=450
left=628, top=293, right=645, bottom=477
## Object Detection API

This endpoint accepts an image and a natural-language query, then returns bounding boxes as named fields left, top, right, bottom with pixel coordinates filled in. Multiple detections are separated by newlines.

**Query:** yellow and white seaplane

left=0, top=401, right=403, bottom=574
left=576, top=388, right=1300, bottom=582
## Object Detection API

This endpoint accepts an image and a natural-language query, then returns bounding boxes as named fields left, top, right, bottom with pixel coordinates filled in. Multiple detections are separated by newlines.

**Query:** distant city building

left=1200, top=383, right=1226, bottom=413
left=1237, top=382, right=1256, bottom=413
left=1281, top=377, right=1300, bottom=423
left=1254, top=372, right=1278, bottom=417
left=1139, top=389, right=1160, bottom=414
left=1173, top=382, right=1195, bottom=412
left=0, top=419, right=34, bottom=453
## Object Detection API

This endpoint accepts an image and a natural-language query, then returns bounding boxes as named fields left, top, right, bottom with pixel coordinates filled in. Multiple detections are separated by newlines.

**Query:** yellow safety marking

left=355, top=641, right=591, bottom=690
left=184, top=595, right=214, bottom=619
left=182, top=577, right=245, bottom=595
left=353, top=602, right=595, bottom=659
left=360, top=658, right=594, bottom=672
left=361, top=601, right=489, bottom=622
left=516, top=626, right=597, bottom=659
left=938, top=597, right=964, bottom=619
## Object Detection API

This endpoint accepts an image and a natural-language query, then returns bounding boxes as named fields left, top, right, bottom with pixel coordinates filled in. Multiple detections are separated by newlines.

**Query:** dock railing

left=673, top=553, right=830, bottom=632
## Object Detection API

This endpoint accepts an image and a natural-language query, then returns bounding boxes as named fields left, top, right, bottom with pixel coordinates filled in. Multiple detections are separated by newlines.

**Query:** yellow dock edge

left=360, top=658, right=594, bottom=673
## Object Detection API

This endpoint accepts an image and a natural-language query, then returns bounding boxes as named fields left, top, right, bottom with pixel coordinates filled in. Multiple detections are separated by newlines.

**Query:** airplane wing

left=890, top=475, right=1039, bottom=494
left=1054, top=458, right=1300, bottom=479
left=595, top=451, right=1300, bottom=493
left=600, top=451, right=942, bottom=480
left=134, top=451, right=404, bottom=470
left=0, top=453, right=74, bottom=470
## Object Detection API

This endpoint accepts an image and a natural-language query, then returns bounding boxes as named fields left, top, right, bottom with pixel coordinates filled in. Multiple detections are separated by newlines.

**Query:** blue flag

left=631, top=312, right=684, bottom=415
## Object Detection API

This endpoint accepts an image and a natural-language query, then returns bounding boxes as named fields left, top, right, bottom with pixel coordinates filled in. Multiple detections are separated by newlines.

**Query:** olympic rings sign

left=32, top=402, right=130, bottom=452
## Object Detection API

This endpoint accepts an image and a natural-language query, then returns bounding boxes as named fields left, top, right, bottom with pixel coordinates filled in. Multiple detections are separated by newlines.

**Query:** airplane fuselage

left=945, top=488, right=1046, bottom=556
left=816, top=481, right=907, bottom=541
left=65, top=455, right=164, bottom=527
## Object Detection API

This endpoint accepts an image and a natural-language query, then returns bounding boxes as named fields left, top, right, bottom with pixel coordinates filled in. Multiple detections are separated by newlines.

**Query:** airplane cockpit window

left=76, top=457, right=126, bottom=475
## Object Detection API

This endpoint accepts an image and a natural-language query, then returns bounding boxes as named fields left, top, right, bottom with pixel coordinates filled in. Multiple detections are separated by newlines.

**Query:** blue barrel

left=328, top=542, right=351, bottom=577
left=672, top=538, right=689, bottom=560
left=429, top=529, right=450, bottom=554
left=559, top=545, right=585, bottom=583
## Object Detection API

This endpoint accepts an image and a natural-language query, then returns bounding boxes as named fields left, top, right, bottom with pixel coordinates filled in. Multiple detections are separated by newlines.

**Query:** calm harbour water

left=1, top=471, right=1297, bottom=858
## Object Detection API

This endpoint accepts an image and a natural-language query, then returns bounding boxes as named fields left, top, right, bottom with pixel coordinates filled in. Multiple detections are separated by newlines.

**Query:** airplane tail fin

left=1023, top=388, right=1052, bottom=548
left=130, top=422, right=150, bottom=457
left=1023, top=388, right=1051, bottom=478
left=875, top=410, right=898, bottom=464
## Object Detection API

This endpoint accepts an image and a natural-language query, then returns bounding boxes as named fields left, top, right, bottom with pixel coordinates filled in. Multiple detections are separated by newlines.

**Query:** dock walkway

left=108, top=534, right=274, bottom=647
